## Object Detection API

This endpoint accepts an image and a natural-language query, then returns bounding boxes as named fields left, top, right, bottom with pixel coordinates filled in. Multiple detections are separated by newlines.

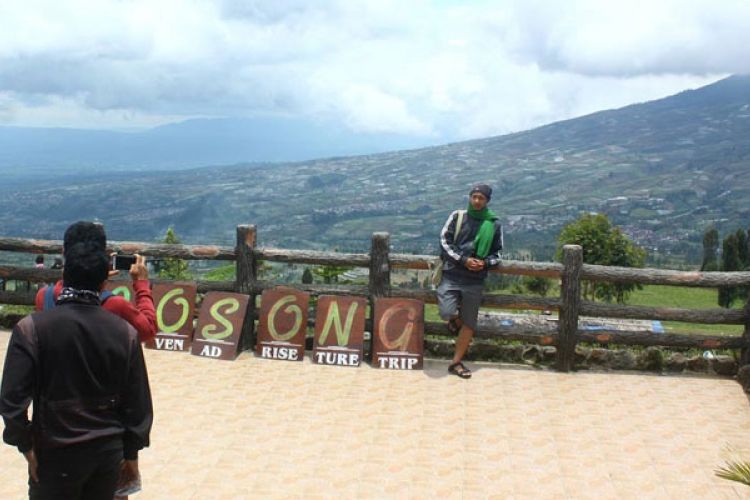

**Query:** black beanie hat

left=469, top=183, right=492, bottom=201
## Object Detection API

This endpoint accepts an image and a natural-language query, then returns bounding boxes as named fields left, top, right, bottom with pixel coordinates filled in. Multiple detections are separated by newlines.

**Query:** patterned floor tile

left=0, top=330, right=748, bottom=498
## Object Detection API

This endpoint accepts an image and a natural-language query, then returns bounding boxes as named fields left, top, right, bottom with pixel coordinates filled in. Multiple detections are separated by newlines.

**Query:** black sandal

left=447, top=318, right=461, bottom=334
left=448, top=361, right=472, bottom=379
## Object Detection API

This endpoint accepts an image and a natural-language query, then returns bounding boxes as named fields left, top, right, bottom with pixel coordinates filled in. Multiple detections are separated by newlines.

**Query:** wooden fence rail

left=1, top=228, right=749, bottom=382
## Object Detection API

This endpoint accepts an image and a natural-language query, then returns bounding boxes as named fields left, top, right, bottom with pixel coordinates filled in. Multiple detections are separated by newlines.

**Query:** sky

left=0, top=0, right=748, bottom=143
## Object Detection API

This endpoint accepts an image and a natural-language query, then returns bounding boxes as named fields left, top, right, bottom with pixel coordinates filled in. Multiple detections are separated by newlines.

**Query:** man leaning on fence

left=437, top=183, right=503, bottom=379
left=0, top=240, right=153, bottom=499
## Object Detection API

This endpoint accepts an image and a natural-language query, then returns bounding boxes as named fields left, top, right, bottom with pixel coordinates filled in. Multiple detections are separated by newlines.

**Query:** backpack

left=430, top=210, right=466, bottom=288
left=42, top=284, right=113, bottom=311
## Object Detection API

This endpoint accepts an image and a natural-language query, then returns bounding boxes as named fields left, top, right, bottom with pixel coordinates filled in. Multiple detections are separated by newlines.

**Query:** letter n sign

left=146, top=282, right=197, bottom=352
left=313, top=296, right=366, bottom=367
left=372, top=298, right=424, bottom=370
left=190, top=291, right=249, bottom=361
left=256, top=287, right=309, bottom=362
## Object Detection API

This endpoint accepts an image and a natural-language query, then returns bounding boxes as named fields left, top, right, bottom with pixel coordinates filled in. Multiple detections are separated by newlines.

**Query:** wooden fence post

left=368, top=233, right=391, bottom=359
left=369, top=232, right=391, bottom=298
left=557, top=244, right=583, bottom=372
left=743, top=292, right=750, bottom=366
left=739, top=291, right=750, bottom=393
left=236, top=225, right=257, bottom=352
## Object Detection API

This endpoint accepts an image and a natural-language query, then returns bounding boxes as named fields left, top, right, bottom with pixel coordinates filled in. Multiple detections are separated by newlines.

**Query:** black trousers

left=30, top=445, right=123, bottom=500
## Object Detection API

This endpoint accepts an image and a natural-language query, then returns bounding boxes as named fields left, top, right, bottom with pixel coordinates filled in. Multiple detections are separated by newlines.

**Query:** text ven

left=154, top=338, right=185, bottom=351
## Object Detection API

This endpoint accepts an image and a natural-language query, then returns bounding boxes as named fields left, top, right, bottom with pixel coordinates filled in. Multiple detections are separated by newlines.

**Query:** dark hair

left=63, top=221, right=106, bottom=253
left=62, top=242, right=109, bottom=291
left=35, top=255, right=44, bottom=264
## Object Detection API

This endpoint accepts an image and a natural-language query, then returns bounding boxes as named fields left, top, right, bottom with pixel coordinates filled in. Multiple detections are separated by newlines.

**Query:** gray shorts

left=436, top=276, right=484, bottom=330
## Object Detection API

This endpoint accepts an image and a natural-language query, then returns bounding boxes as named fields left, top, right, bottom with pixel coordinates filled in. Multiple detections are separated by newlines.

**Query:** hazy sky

left=0, top=0, right=747, bottom=141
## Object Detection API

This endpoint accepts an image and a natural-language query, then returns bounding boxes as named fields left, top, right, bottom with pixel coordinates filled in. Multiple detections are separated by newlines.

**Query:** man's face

left=470, top=192, right=488, bottom=210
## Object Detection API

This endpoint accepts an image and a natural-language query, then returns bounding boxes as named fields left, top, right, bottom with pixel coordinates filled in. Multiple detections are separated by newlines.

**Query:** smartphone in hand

left=112, top=255, right=137, bottom=271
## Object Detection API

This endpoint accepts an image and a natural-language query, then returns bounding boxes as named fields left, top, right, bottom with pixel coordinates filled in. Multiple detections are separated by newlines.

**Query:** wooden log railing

left=1, top=229, right=750, bottom=383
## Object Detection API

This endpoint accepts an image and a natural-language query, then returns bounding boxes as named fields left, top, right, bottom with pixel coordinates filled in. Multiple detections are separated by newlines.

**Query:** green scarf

left=467, top=204, right=498, bottom=259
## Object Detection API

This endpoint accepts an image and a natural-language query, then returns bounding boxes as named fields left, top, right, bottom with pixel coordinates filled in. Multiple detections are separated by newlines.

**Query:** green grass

left=627, top=285, right=743, bottom=335
left=0, top=304, right=34, bottom=315
left=425, top=303, right=441, bottom=322
left=627, top=285, right=742, bottom=310
left=425, top=284, right=745, bottom=337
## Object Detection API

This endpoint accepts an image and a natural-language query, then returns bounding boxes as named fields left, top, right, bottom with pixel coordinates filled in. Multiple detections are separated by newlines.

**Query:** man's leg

left=437, top=279, right=461, bottom=330
left=80, top=448, right=122, bottom=500
left=451, top=325, right=475, bottom=364
left=29, top=453, right=88, bottom=500
left=450, top=284, right=483, bottom=367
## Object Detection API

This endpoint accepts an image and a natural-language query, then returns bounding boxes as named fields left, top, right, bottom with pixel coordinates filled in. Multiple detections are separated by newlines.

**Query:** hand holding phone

left=128, top=254, right=149, bottom=281
left=112, top=254, right=137, bottom=271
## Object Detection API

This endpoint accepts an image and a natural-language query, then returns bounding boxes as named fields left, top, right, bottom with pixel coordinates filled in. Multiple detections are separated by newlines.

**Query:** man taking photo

left=35, top=221, right=157, bottom=343
left=0, top=240, right=153, bottom=499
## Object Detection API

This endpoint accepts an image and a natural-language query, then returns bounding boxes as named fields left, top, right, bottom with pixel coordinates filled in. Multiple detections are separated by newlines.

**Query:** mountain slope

left=0, top=116, right=435, bottom=174
left=2, top=75, right=749, bottom=263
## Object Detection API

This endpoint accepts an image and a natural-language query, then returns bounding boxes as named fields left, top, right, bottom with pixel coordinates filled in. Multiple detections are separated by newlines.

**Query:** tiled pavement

left=0, top=330, right=748, bottom=499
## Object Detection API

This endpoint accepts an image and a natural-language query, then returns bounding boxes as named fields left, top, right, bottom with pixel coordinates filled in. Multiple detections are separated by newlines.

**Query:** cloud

left=0, top=0, right=745, bottom=138
left=336, top=84, right=431, bottom=135
left=509, top=0, right=750, bottom=76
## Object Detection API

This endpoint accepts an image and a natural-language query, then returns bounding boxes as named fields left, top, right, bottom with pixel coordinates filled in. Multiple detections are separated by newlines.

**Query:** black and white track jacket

left=439, top=209, right=504, bottom=285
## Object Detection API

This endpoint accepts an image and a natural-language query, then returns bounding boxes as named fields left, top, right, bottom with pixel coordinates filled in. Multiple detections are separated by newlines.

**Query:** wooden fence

left=1, top=225, right=750, bottom=374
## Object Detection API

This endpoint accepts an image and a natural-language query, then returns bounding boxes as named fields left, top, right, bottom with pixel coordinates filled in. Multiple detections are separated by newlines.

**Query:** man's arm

left=0, top=317, right=36, bottom=453
left=105, top=255, right=157, bottom=342
left=121, top=330, right=153, bottom=461
left=484, top=222, right=504, bottom=269
left=105, top=281, right=157, bottom=342
left=439, top=211, right=467, bottom=266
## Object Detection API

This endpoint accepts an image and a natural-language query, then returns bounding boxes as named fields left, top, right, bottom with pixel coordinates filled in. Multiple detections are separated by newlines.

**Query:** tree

left=555, top=213, right=646, bottom=303
left=301, top=268, right=313, bottom=284
left=736, top=228, right=749, bottom=269
left=158, top=227, right=192, bottom=280
left=522, top=276, right=552, bottom=297
left=719, top=233, right=741, bottom=308
left=701, top=227, right=719, bottom=271
left=312, top=264, right=351, bottom=284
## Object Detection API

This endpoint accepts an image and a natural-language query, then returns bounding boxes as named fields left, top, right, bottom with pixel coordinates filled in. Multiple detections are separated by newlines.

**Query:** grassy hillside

left=627, top=285, right=743, bottom=335
left=1, top=76, right=749, bottom=267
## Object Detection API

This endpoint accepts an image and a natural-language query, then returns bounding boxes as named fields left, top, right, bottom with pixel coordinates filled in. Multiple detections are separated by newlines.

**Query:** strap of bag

left=431, top=209, right=467, bottom=288
left=99, top=290, right=113, bottom=304
left=454, top=210, right=465, bottom=243
left=43, top=285, right=114, bottom=310
left=43, top=284, right=56, bottom=311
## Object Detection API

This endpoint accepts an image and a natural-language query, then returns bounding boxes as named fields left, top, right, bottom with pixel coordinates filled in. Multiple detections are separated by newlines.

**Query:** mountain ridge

left=1, top=75, right=749, bottom=265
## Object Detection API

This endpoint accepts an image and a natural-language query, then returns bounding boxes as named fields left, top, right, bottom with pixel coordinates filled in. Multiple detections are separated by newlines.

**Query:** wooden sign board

left=372, top=298, right=424, bottom=370
left=191, top=291, right=249, bottom=361
left=146, top=282, right=197, bottom=352
left=103, top=281, right=135, bottom=303
left=313, top=296, right=366, bottom=367
left=256, top=287, right=309, bottom=362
